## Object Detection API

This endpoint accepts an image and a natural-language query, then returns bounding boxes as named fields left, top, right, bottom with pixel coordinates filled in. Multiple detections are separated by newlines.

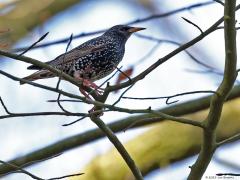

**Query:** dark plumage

left=21, top=25, right=145, bottom=86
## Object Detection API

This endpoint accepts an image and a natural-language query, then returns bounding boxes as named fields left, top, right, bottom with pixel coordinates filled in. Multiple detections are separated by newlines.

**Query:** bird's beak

left=128, top=27, right=146, bottom=33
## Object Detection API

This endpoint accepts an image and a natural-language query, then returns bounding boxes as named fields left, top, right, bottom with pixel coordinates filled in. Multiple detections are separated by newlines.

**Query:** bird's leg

left=74, top=71, right=104, bottom=95
left=77, top=77, right=104, bottom=95
left=82, top=78, right=104, bottom=92
left=79, top=88, right=92, bottom=100
left=78, top=89, right=103, bottom=116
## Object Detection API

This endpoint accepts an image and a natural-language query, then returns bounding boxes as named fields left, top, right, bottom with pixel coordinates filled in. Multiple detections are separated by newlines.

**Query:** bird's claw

left=82, top=79, right=104, bottom=95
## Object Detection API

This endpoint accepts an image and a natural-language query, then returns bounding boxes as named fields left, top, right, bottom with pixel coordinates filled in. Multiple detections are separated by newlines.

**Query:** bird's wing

left=27, top=42, right=107, bottom=70
left=51, top=43, right=107, bottom=67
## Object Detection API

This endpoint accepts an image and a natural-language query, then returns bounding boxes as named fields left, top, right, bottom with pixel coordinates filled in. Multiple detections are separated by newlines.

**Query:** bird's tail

left=20, top=70, right=54, bottom=85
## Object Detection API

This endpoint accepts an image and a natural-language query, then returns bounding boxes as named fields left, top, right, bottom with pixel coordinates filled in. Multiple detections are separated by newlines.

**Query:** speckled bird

left=21, top=25, right=145, bottom=91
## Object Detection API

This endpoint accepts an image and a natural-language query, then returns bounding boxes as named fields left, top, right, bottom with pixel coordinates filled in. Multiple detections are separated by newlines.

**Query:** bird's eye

left=121, top=27, right=130, bottom=31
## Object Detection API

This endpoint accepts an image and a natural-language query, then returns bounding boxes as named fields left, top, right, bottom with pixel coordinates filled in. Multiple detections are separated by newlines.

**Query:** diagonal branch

left=216, top=133, right=240, bottom=148
left=90, top=115, right=143, bottom=180
left=104, top=16, right=224, bottom=94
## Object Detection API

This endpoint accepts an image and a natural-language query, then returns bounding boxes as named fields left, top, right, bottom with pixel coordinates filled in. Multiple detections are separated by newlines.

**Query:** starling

left=21, top=25, right=145, bottom=94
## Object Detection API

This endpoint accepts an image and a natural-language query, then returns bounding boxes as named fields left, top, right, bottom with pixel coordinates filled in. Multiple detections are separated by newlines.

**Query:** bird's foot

left=81, top=78, right=104, bottom=95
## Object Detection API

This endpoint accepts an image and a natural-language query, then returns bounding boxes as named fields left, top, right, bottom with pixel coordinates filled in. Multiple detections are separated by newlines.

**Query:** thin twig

left=114, top=65, right=132, bottom=82
left=150, top=110, right=203, bottom=128
left=55, top=33, right=74, bottom=109
left=216, top=133, right=240, bottom=148
left=213, top=0, right=224, bottom=6
left=0, top=159, right=84, bottom=180
left=0, top=50, right=99, bottom=99
left=0, top=96, right=12, bottom=114
left=135, top=34, right=219, bottom=72
left=56, top=93, right=72, bottom=114
left=18, top=32, right=49, bottom=56
left=123, top=90, right=217, bottom=105
left=1, top=84, right=240, bottom=175
left=0, top=69, right=206, bottom=127
left=0, top=69, right=98, bottom=108
left=12, top=1, right=215, bottom=52
left=104, top=17, right=224, bottom=94
left=0, top=160, right=43, bottom=180
left=47, top=99, right=83, bottom=103
left=98, top=66, right=123, bottom=89
left=62, top=116, right=87, bottom=126
left=112, top=84, right=135, bottom=106
left=182, top=17, right=203, bottom=34
left=0, top=96, right=86, bottom=119
left=47, top=172, right=84, bottom=180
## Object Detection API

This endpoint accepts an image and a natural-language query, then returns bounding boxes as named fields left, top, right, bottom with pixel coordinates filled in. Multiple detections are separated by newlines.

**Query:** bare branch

left=182, top=17, right=203, bottom=34
left=213, top=0, right=224, bottom=6
left=18, top=32, right=49, bottom=56
left=0, top=160, right=84, bottom=180
left=188, top=1, right=237, bottom=179
left=135, top=34, right=219, bottom=72
left=90, top=115, right=143, bottom=180
left=114, top=65, right=132, bottom=82
left=0, top=69, right=102, bottom=109
left=0, top=160, right=43, bottom=180
left=1, top=84, right=240, bottom=175
left=12, top=1, right=215, bottom=52
left=104, top=17, right=224, bottom=94
left=0, top=70, right=211, bottom=128
left=123, top=90, right=217, bottom=104
left=216, top=133, right=240, bottom=148
left=0, top=50, right=99, bottom=99
left=150, top=110, right=203, bottom=128
left=112, top=84, right=135, bottom=106
left=46, top=172, right=84, bottom=180
left=0, top=96, right=86, bottom=119
left=56, top=93, right=72, bottom=114
left=62, top=116, right=87, bottom=126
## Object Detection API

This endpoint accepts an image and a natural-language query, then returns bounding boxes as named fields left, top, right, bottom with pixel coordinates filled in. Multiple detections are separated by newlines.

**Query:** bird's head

left=104, top=25, right=146, bottom=40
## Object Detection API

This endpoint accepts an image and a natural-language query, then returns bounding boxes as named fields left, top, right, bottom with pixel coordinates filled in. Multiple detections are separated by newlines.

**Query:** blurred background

left=0, top=0, right=240, bottom=179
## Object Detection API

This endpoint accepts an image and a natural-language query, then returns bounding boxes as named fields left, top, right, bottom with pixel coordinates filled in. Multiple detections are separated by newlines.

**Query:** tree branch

left=0, top=50, right=99, bottom=99
left=104, top=16, right=224, bottom=94
left=1, top=84, right=240, bottom=175
left=12, top=1, right=215, bottom=52
left=0, top=160, right=84, bottom=180
left=90, top=115, right=143, bottom=180
left=216, top=133, right=240, bottom=147
left=188, top=1, right=237, bottom=179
